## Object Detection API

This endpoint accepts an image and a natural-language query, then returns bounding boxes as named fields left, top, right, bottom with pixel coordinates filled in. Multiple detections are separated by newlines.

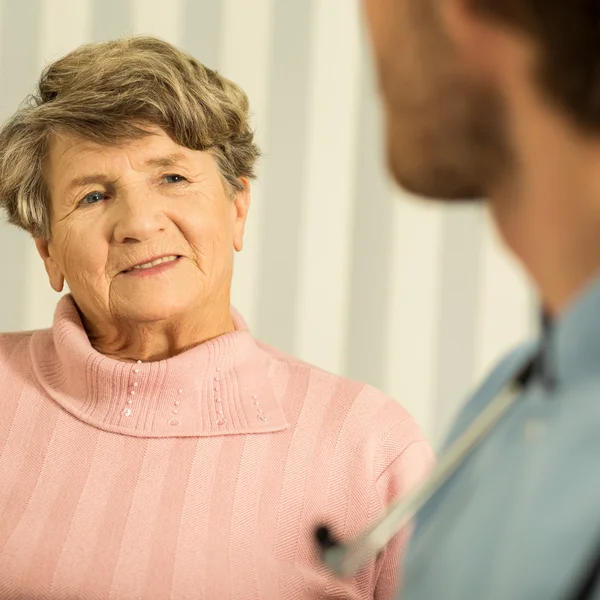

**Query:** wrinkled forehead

left=46, top=132, right=105, bottom=171
left=43, top=127, right=213, bottom=192
left=46, top=126, right=175, bottom=168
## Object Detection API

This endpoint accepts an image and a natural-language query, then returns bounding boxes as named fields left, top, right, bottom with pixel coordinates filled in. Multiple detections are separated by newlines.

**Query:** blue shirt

left=401, top=277, right=600, bottom=600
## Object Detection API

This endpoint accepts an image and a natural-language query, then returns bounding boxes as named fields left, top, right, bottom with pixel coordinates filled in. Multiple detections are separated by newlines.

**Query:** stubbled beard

left=379, top=0, right=513, bottom=201
left=385, top=77, right=512, bottom=202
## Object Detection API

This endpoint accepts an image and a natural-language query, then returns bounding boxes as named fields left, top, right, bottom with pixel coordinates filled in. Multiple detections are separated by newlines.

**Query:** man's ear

left=34, top=237, right=64, bottom=292
left=441, top=0, right=508, bottom=76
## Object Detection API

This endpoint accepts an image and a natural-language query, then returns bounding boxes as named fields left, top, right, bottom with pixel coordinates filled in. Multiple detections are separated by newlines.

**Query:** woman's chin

left=112, top=293, right=199, bottom=324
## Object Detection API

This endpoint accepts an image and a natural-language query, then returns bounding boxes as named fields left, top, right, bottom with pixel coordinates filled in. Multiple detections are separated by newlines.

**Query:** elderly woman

left=0, top=37, right=433, bottom=599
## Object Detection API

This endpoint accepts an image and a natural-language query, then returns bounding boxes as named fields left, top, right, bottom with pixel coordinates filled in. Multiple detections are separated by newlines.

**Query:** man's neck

left=490, top=115, right=600, bottom=316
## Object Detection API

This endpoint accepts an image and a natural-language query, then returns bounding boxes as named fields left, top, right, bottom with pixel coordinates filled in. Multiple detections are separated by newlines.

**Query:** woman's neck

left=80, top=303, right=236, bottom=362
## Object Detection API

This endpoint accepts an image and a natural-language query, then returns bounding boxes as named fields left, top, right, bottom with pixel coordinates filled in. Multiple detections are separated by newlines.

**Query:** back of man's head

left=474, top=1, right=600, bottom=132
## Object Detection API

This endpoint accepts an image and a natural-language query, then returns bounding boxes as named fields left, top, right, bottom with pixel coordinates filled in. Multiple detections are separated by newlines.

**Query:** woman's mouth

left=122, top=255, right=182, bottom=277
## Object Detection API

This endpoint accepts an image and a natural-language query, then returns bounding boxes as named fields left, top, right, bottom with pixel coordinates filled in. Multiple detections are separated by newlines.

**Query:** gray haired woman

left=0, top=36, right=433, bottom=599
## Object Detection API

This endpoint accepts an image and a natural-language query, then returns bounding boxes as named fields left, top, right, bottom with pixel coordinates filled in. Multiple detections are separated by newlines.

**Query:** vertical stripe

left=142, top=439, right=198, bottom=599
left=22, top=0, right=88, bottom=332
left=254, top=363, right=308, bottom=598
left=0, top=341, right=27, bottom=458
left=0, top=390, right=48, bottom=502
left=132, top=0, right=183, bottom=42
left=295, top=0, right=362, bottom=375
left=49, top=433, right=128, bottom=597
left=40, top=0, right=91, bottom=61
left=0, top=0, right=42, bottom=116
left=322, top=390, right=388, bottom=543
left=473, top=211, right=534, bottom=383
left=181, top=0, right=223, bottom=70
left=0, top=0, right=42, bottom=333
left=296, top=379, right=364, bottom=562
left=271, top=373, right=340, bottom=597
left=322, top=391, right=395, bottom=598
left=0, top=400, right=59, bottom=557
left=169, top=439, right=223, bottom=598
left=273, top=373, right=343, bottom=562
left=385, top=195, right=445, bottom=442
left=78, top=438, right=148, bottom=599
left=229, top=435, right=270, bottom=599
left=254, top=1, right=313, bottom=353
left=344, top=52, right=395, bottom=390
left=220, top=0, right=273, bottom=331
left=21, top=426, right=100, bottom=592
left=432, top=205, right=486, bottom=442
left=91, top=0, right=133, bottom=41
left=108, top=440, right=175, bottom=598
left=203, top=437, right=245, bottom=599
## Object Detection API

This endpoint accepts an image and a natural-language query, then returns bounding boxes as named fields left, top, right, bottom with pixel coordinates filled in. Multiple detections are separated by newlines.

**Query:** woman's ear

left=34, top=237, right=65, bottom=292
left=232, top=178, right=251, bottom=253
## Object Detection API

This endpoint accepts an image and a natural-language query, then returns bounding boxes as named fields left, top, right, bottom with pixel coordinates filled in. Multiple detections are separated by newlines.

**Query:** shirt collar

left=536, top=274, right=600, bottom=390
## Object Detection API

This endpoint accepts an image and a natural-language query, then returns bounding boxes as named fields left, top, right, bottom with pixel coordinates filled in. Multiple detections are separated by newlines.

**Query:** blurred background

left=0, top=0, right=534, bottom=445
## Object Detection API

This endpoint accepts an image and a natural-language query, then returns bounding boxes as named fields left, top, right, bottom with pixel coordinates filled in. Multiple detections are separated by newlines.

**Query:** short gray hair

left=0, top=35, right=261, bottom=238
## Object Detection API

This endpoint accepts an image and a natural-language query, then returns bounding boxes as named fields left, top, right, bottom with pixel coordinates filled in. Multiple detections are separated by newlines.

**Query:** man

left=363, top=1, right=600, bottom=598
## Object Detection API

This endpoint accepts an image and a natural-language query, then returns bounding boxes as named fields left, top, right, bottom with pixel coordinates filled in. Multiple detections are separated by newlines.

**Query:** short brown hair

left=0, top=36, right=260, bottom=238
left=473, top=1, right=600, bottom=132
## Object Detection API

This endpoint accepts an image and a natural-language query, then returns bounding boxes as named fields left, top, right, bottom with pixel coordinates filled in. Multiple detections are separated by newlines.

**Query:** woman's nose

left=112, top=188, right=168, bottom=244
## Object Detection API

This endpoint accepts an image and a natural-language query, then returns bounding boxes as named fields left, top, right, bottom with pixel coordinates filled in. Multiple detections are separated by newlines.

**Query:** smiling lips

left=121, top=255, right=181, bottom=275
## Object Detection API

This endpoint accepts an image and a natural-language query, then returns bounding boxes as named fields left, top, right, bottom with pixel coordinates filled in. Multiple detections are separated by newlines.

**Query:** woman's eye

left=80, top=191, right=105, bottom=206
left=164, top=174, right=187, bottom=184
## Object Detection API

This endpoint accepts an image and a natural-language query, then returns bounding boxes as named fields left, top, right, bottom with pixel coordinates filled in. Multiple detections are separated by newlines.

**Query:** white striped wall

left=0, top=0, right=535, bottom=445
left=220, top=0, right=273, bottom=330
left=296, top=0, right=362, bottom=375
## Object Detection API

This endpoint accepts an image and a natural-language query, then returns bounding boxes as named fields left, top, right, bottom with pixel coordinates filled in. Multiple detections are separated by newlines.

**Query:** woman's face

left=37, top=128, right=249, bottom=328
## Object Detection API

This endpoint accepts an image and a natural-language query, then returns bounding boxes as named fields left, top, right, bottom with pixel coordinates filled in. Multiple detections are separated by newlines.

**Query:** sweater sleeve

left=373, top=439, right=435, bottom=600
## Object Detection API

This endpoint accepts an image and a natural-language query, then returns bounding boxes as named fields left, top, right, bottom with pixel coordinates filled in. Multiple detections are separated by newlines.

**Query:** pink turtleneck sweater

left=0, top=295, right=433, bottom=599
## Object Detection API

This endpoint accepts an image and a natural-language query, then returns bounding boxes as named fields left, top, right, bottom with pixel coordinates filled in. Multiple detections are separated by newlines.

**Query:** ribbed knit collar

left=30, top=295, right=289, bottom=438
